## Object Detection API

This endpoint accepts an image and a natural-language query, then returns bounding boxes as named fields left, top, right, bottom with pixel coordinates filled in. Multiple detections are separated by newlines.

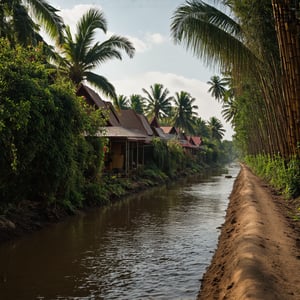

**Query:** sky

left=48, top=0, right=234, bottom=140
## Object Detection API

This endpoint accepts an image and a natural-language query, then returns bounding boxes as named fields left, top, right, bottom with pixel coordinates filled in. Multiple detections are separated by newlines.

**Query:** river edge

left=198, top=164, right=300, bottom=299
left=0, top=165, right=224, bottom=245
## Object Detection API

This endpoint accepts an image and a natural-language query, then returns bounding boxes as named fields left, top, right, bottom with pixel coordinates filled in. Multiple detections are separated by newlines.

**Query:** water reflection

left=0, top=164, right=240, bottom=300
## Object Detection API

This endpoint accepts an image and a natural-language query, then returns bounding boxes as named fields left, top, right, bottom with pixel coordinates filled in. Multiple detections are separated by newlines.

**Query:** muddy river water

left=0, top=164, right=240, bottom=300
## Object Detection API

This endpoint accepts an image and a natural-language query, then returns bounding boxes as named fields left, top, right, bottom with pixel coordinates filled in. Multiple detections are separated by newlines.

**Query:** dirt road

left=198, top=164, right=300, bottom=300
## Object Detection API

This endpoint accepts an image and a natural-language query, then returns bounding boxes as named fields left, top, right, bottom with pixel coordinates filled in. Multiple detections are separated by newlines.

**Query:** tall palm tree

left=0, top=0, right=64, bottom=46
left=222, top=98, right=237, bottom=124
left=193, top=117, right=210, bottom=138
left=207, top=75, right=228, bottom=102
left=113, top=95, right=129, bottom=111
left=142, top=83, right=173, bottom=120
left=129, top=94, right=145, bottom=114
left=208, top=117, right=225, bottom=141
left=173, top=91, right=198, bottom=134
left=171, top=0, right=295, bottom=158
left=56, top=8, right=135, bottom=99
left=171, top=0, right=256, bottom=76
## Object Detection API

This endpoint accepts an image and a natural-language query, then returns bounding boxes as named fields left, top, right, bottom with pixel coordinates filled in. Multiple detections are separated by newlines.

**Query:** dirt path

left=198, top=164, right=300, bottom=300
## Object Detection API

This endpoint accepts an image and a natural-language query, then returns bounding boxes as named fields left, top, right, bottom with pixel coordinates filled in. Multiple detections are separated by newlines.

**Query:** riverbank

left=0, top=165, right=217, bottom=244
left=198, top=164, right=300, bottom=299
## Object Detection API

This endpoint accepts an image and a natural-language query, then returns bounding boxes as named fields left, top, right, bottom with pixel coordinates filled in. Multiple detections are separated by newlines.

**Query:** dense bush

left=0, top=40, right=106, bottom=209
left=151, top=137, right=185, bottom=176
left=245, top=154, right=300, bottom=199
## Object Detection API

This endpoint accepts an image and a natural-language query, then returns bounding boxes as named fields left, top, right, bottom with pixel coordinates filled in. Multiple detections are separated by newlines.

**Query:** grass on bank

left=244, top=154, right=300, bottom=221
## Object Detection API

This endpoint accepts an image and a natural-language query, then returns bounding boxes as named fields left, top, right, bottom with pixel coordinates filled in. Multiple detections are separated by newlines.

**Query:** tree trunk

left=272, top=0, right=300, bottom=158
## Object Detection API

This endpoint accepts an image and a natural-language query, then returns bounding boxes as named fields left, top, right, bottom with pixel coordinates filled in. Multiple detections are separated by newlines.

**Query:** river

left=0, top=164, right=240, bottom=300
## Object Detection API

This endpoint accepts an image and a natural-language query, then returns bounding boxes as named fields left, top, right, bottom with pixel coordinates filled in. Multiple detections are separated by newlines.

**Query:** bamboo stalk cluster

left=171, top=0, right=300, bottom=160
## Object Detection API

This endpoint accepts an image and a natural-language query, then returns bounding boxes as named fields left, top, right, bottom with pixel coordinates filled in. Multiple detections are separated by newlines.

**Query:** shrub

left=245, top=154, right=300, bottom=198
left=0, top=40, right=107, bottom=209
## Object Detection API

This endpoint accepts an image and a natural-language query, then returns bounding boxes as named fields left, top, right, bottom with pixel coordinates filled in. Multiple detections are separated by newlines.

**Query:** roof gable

left=150, top=116, right=160, bottom=128
left=138, top=114, right=153, bottom=136
left=118, top=109, right=153, bottom=136
left=76, top=84, right=120, bottom=126
left=160, top=126, right=179, bottom=135
left=189, top=136, right=202, bottom=146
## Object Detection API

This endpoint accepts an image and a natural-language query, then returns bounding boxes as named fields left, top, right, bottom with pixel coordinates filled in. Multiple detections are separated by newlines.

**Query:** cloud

left=122, top=35, right=149, bottom=53
left=58, top=5, right=165, bottom=54
left=120, top=32, right=167, bottom=53
left=110, top=72, right=234, bottom=140
left=146, top=33, right=166, bottom=44
left=59, top=4, right=102, bottom=32
left=41, top=4, right=103, bottom=44
left=42, top=3, right=233, bottom=140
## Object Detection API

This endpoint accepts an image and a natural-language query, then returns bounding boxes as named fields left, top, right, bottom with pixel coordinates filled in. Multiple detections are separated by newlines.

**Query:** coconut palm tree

left=222, top=98, right=237, bottom=124
left=0, top=0, right=64, bottom=46
left=55, top=8, right=135, bottom=99
left=171, top=0, right=256, bottom=76
left=170, top=0, right=296, bottom=158
left=129, top=94, right=145, bottom=114
left=208, top=117, right=225, bottom=141
left=114, top=95, right=129, bottom=111
left=142, top=83, right=173, bottom=120
left=173, top=91, right=198, bottom=134
left=193, top=117, right=210, bottom=138
left=207, top=75, right=228, bottom=102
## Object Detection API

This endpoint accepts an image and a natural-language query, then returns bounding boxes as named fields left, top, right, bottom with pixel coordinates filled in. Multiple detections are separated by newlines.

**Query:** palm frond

left=143, top=83, right=172, bottom=119
left=99, top=35, right=135, bottom=58
left=26, top=0, right=65, bottom=44
left=12, top=3, right=38, bottom=46
left=171, top=0, right=258, bottom=74
left=130, top=94, right=145, bottom=114
left=84, top=71, right=117, bottom=100
left=75, top=8, right=107, bottom=60
left=114, top=95, right=129, bottom=110
left=83, top=42, right=123, bottom=69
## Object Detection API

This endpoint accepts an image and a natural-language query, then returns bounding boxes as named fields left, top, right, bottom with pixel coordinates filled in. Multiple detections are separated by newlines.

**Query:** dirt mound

left=198, top=164, right=300, bottom=300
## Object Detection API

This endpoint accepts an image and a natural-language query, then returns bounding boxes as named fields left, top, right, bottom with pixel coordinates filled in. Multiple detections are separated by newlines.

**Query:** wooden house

left=77, top=84, right=154, bottom=175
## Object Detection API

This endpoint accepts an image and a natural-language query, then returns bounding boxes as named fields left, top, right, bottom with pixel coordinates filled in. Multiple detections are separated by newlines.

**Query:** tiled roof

left=160, top=126, right=174, bottom=134
left=97, top=126, right=148, bottom=140
left=150, top=116, right=160, bottom=128
left=189, top=136, right=202, bottom=146
left=77, top=84, right=120, bottom=126
left=137, top=114, right=153, bottom=136
left=152, top=127, right=168, bottom=139
left=77, top=85, right=154, bottom=142
left=118, top=109, right=153, bottom=136
left=99, top=126, right=153, bottom=143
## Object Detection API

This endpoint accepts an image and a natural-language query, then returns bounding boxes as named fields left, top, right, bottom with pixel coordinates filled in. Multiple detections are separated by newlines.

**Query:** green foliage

left=173, top=91, right=198, bottom=134
left=193, top=117, right=210, bottom=138
left=114, top=95, right=129, bottom=110
left=142, top=83, right=173, bottom=120
left=208, top=116, right=225, bottom=141
left=101, top=175, right=127, bottom=199
left=152, top=137, right=168, bottom=170
left=167, top=139, right=185, bottom=175
left=245, top=154, right=300, bottom=199
left=171, top=0, right=300, bottom=159
left=151, top=137, right=188, bottom=176
left=129, top=94, right=145, bottom=114
left=219, top=140, right=239, bottom=163
left=55, top=8, right=135, bottom=99
left=140, top=166, right=168, bottom=182
left=84, top=182, right=110, bottom=205
left=0, top=40, right=107, bottom=210
left=0, top=0, right=64, bottom=47
left=283, top=159, right=300, bottom=198
left=207, top=75, right=228, bottom=102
